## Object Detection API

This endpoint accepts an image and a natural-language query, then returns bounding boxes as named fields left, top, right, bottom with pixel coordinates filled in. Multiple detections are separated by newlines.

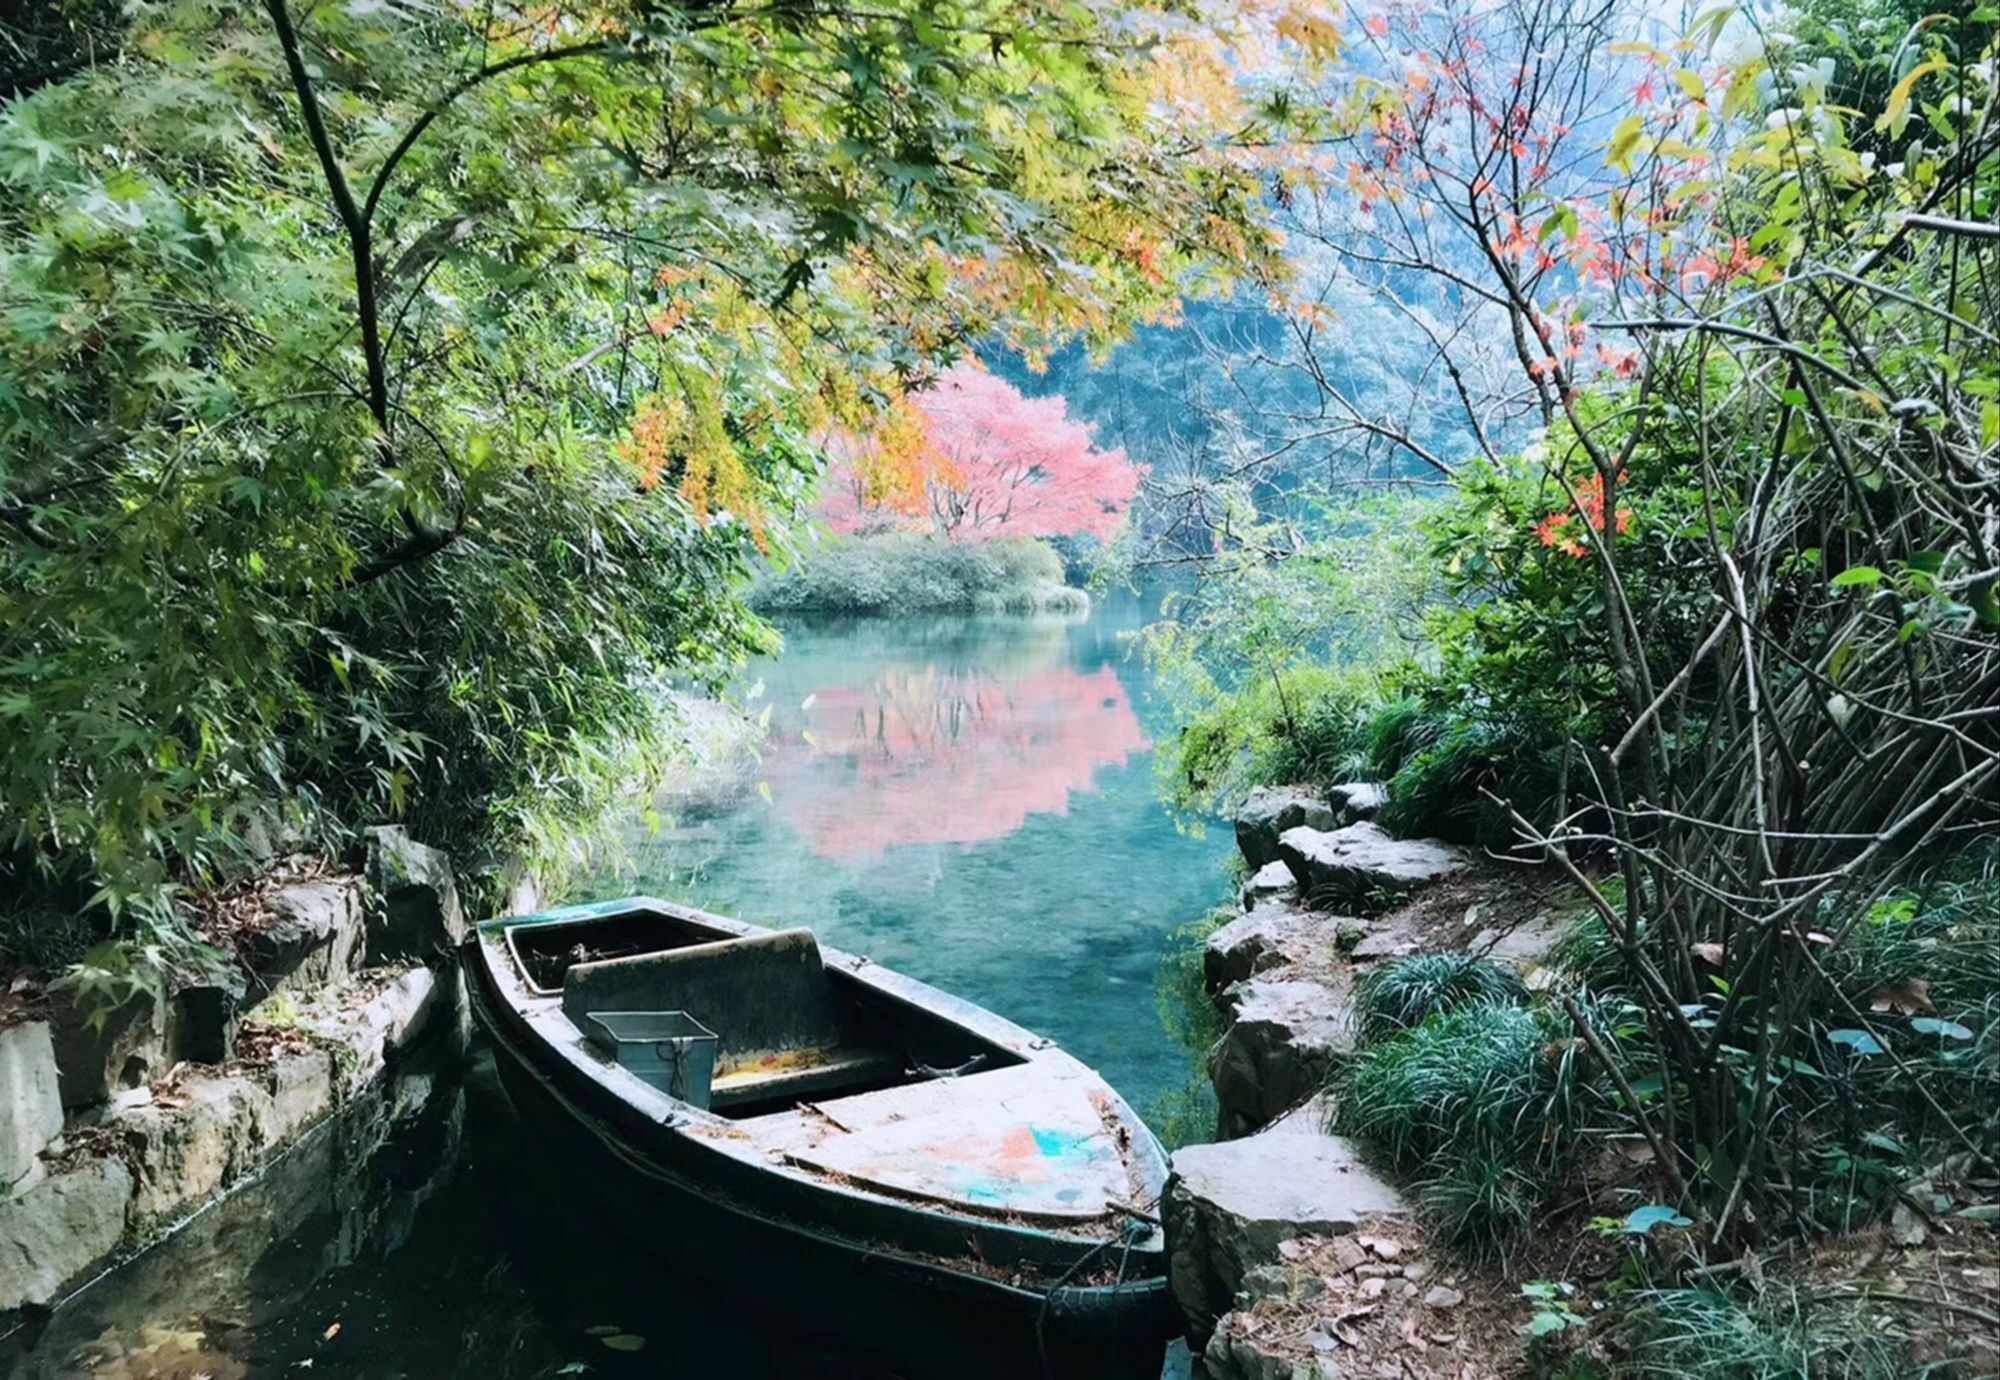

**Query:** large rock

left=47, top=985, right=169, bottom=1110
left=1205, top=905, right=1368, bottom=995
left=1235, top=787, right=1337, bottom=870
left=114, top=1072, right=271, bottom=1230
left=0, top=1158, right=134, bottom=1311
left=299, top=965, right=449, bottom=1092
left=1210, top=979, right=1354, bottom=1139
left=1278, top=823, right=1470, bottom=913
left=1240, top=861, right=1298, bottom=911
left=1326, top=782, right=1386, bottom=826
left=1165, top=1103, right=1407, bottom=1349
left=242, top=878, right=365, bottom=1001
left=1, top=1020, right=64, bottom=1192
left=364, top=826, right=466, bottom=961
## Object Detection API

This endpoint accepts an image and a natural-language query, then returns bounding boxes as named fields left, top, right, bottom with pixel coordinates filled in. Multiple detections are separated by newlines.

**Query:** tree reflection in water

left=767, top=662, right=1149, bottom=858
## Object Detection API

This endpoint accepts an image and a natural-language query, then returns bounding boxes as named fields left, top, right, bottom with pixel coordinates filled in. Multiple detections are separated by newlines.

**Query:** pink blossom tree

left=821, top=365, right=1144, bottom=543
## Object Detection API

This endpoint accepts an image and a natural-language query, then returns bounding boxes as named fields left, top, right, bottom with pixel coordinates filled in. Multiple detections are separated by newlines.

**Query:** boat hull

left=468, top=950, right=1179, bottom=1380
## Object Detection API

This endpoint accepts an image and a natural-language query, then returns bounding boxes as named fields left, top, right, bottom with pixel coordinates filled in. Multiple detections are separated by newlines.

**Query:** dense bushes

left=1335, top=862, right=2000, bottom=1281
left=2, top=0, right=1262, bottom=961
left=748, top=534, right=1086, bottom=615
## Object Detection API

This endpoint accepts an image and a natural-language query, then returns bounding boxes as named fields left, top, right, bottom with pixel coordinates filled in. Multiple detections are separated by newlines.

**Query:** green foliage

left=1609, top=1286, right=1911, bottom=1379
left=748, top=534, right=1083, bottom=616
left=1354, top=954, right=1528, bottom=1044
left=1138, top=492, right=1436, bottom=821
left=1336, top=1000, right=1604, bottom=1253
left=0, top=0, right=1265, bottom=947
left=1547, top=878, right=1629, bottom=988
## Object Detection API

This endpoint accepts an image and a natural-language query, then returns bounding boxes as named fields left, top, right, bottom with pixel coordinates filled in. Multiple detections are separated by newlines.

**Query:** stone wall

left=0, top=827, right=474, bottom=1317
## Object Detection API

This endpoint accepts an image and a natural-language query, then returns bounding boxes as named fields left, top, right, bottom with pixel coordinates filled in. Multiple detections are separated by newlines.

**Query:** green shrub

left=1336, top=998, right=1610, bottom=1253
left=1354, top=954, right=1528, bottom=1044
left=1379, top=714, right=1564, bottom=848
left=1547, top=878, right=1630, bottom=988
left=1154, top=661, right=1385, bottom=820
left=1339, top=1002, right=1556, bottom=1168
left=749, top=534, right=1083, bottom=614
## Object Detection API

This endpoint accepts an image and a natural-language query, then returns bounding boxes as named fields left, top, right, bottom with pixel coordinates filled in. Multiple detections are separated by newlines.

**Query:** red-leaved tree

left=820, top=365, right=1144, bottom=543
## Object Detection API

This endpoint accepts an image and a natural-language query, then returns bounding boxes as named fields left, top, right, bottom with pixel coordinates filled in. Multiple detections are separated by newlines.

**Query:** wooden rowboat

left=464, top=896, right=1179, bottom=1378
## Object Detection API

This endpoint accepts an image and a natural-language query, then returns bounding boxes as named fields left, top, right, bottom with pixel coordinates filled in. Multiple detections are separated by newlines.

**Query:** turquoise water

left=585, top=593, right=1231, bottom=1114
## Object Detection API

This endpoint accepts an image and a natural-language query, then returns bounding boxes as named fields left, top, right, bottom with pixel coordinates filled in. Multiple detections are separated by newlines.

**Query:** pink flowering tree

left=820, top=365, right=1144, bottom=543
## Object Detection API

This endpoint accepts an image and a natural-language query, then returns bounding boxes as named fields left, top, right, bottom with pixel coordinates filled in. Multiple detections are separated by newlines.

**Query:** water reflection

left=601, top=595, right=1231, bottom=1111
left=769, top=660, right=1148, bottom=858
left=1, top=1040, right=905, bottom=1380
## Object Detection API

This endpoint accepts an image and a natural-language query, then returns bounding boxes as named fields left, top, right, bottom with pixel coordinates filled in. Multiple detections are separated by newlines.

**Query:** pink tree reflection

left=765, top=664, right=1148, bottom=858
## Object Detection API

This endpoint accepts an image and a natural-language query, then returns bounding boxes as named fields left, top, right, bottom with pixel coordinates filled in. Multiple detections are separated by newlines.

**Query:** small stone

left=364, top=826, right=466, bottom=961
left=244, top=879, right=365, bottom=1000
left=1423, top=1285, right=1464, bottom=1309
left=1327, top=782, right=1386, bottom=825
left=1359, top=1276, right=1388, bottom=1300
left=1402, top=1259, right=1431, bottom=1282
left=1325, top=1236, right=1369, bottom=1273
left=1358, top=1233, right=1403, bottom=1260
left=1354, top=1263, right=1402, bottom=1279
left=1240, top=860, right=1299, bottom=910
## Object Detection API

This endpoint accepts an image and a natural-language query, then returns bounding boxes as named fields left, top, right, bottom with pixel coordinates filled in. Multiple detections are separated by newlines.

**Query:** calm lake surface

left=585, top=592, right=1232, bottom=1114
left=2, top=597, right=1224, bottom=1380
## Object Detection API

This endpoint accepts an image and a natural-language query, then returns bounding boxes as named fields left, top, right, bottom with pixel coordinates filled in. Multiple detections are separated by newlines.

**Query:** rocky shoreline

left=1165, top=784, right=1570, bottom=1378
left=0, top=828, right=483, bottom=1321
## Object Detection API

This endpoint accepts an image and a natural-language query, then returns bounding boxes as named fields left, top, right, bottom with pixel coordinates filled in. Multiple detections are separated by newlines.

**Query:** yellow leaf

left=1878, top=54, right=1946, bottom=138
left=1606, top=115, right=1646, bottom=173
left=1672, top=68, right=1706, bottom=102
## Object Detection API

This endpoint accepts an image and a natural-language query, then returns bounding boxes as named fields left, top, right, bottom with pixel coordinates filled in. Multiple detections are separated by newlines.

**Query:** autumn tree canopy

left=0, top=0, right=1287, bottom=940
left=820, top=366, right=1145, bottom=543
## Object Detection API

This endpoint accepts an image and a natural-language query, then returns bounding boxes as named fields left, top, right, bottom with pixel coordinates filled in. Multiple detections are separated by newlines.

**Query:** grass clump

left=1609, top=1286, right=1913, bottom=1379
left=1354, top=953, right=1527, bottom=1043
left=1336, top=996, right=1608, bottom=1255
left=1339, top=1002, right=1553, bottom=1166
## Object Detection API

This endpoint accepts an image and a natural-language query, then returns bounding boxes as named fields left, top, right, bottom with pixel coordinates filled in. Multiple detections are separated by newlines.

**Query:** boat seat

left=708, top=1045, right=903, bottom=1109
left=562, top=927, right=868, bottom=1077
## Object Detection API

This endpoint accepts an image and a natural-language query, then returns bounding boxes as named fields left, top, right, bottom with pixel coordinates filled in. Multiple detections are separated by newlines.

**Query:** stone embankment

left=0, top=828, right=478, bottom=1317
left=1166, top=783, right=1565, bottom=1378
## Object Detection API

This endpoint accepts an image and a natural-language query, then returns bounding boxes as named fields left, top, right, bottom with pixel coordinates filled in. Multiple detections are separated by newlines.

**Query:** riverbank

left=748, top=533, right=1089, bottom=615
left=0, top=829, right=480, bottom=1321
left=1164, top=785, right=2000, bottom=1379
